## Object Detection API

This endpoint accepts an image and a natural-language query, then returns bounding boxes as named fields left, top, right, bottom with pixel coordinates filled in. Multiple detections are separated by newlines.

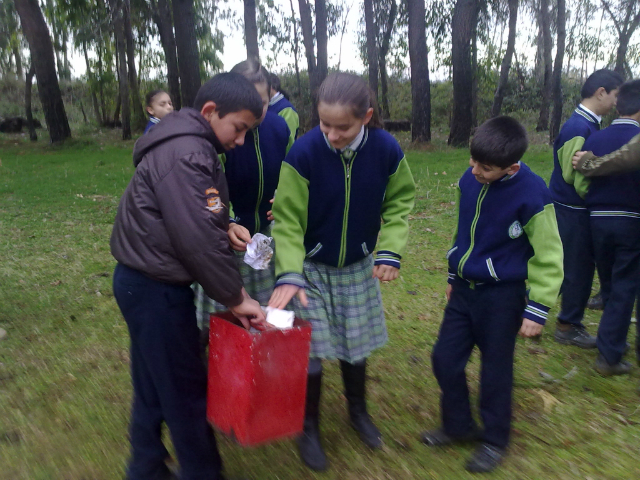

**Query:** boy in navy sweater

left=550, top=69, right=623, bottom=348
left=421, top=117, right=563, bottom=473
left=582, top=79, right=640, bottom=376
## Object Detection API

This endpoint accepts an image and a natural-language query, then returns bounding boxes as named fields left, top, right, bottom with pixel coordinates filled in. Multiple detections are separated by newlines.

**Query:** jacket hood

left=133, top=108, right=224, bottom=166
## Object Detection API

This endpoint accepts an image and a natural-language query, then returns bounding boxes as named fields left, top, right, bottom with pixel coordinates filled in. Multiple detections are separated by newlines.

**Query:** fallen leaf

left=50, top=280, right=62, bottom=286
left=535, top=389, right=560, bottom=412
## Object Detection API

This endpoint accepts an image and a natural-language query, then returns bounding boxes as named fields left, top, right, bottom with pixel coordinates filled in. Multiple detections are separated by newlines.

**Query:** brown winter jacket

left=110, top=108, right=244, bottom=307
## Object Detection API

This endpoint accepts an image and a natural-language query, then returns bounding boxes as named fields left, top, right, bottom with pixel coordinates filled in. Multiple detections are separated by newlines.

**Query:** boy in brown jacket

left=111, top=72, right=266, bottom=480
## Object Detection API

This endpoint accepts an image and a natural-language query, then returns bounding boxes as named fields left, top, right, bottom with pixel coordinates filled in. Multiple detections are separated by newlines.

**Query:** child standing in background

left=269, top=72, right=415, bottom=472
left=144, top=89, right=174, bottom=134
left=268, top=72, right=299, bottom=144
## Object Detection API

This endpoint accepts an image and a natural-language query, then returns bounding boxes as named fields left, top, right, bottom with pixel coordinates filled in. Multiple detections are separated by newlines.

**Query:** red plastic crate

left=206, top=311, right=312, bottom=446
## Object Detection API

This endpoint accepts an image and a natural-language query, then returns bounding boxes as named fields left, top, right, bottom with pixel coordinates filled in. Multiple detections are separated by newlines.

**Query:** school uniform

left=436, top=164, right=563, bottom=448
left=269, top=92, right=299, bottom=144
left=549, top=105, right=600, bottom=327
left=194, top=112, right=291, bottom=326
left=143, top=115, right=160, bottom=134
left=584, top=119, right=640, bottom=365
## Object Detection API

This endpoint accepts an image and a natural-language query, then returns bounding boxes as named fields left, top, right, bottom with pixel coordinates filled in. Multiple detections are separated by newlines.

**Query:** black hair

left=470, top=116, right=528, bottom=168
left=193, top=72, right=263, bottom=120
left=581, top=69, right=624, bottom=99
left=270, top=72, right=290, bottom=100
left=230, top=59, right=271, bottom=91
left=317, top=72, right=383, bottom=129
left=616, top=79, right=640, bottom=116
left=145, top=89, right=167, bottom=107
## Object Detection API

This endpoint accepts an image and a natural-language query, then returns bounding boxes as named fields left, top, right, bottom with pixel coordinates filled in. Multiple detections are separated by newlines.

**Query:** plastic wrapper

left=243, top=233, right=273, bottom=270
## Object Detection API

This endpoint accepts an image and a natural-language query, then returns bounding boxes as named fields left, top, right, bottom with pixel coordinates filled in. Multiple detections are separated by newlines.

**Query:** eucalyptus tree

left=244, top=0, right=260, bottom=61
left=173, top=0, right=201, bottom=107
left=535, top=0, right=552, bottom=132
left=363, top=0, right=378, bottom=97
left=149, top=0, right=181, bottom=109
left=407, top=0, right=430, bottom=141
left=108, top=0, right=131, bottom=139
left=0, top=0, right=23, bottom=78
left=601, top=0, right=640, bottom=76
left=550, top=0, right=565, bottom=142
left=490, top=0, right=518, bottom=117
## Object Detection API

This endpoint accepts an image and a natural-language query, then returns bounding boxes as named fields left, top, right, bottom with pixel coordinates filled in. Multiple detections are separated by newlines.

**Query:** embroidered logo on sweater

left=509, top=220, right=523, bottom=239
left=206, top=196, right=223, bottom=213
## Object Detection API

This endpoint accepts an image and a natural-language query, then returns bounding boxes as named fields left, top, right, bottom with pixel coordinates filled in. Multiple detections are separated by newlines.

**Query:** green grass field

left=1, top=130, right=639, bottom=480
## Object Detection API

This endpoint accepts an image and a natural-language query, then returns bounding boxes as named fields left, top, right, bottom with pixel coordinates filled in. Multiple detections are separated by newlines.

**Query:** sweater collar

left=612, top=118, right=640, bottom=128
left=577, top=104, right=601, bottom=124
left=322, top=126, right=368, bottom=158
left=269, top=92, right=284, bottom=106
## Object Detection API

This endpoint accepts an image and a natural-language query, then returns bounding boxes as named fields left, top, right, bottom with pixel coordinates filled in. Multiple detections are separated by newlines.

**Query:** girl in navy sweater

left=144, top=89, right=173, bottom=134
left=269, top=72, right=415, bottom=471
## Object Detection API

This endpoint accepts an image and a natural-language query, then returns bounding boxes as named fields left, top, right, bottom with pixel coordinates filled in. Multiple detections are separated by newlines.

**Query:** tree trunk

left=448, top=0, right=476, bottom=147
left=14, top=0, right=71, bottom=143
left=124, top=0, right=146, bottom=130
left=25, top=64, right=37, bottom=141
left=97, top=43, right=107, bottom=124
left=151, top=0, right=181, bottom=110
left=173, top=0, right=201, bottom=108
left=471, top=10, right=478, bottom=128
left=315, top=0, right=328, bottom=88
left=550, top=0, right=566, bottom=144
left=299, top=0, right=323, bottom=126
left=407, top=0, right=431, bottom=142
left=379, top=0, right=398, bottom=119
left=82, top=40, right=102, bottom=125
left=364, top=0, right=378, bottom=97
left=490, top=0, right=518, bottom=117
left=110, top=0, right=131, bottom=139
left=13, top=44, right=24, bottom=78
left=288, top=0, right=302, bottom=99
left=244, top=0, right=260, bottom=61
left=536, top=0, right=552, bottom=132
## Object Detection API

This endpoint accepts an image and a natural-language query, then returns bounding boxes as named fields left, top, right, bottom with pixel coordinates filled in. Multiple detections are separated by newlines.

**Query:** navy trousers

left=555, top=205, right=595, bottom=327
left=113, top=263, right=223, bottom=480
left=591, top=217, right=640, bottom=365
left=432, top=279, right=526, bottom=449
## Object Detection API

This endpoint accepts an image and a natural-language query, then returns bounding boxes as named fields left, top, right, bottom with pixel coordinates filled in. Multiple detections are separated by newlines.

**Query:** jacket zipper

left=457, top=184, right=489, bottom=278
left=338, top=152, right=358, bottom=267
left=254, top=129, right=264, bottom=234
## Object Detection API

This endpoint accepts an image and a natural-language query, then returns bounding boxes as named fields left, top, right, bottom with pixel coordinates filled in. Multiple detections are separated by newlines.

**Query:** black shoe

left=298, top=373, right=328, bottom=471
left=594, top=354, right=631, bottom=376
left=587, top=292, right=604, bottom=310
left=420, top=428, right=479, bottom=447
left=554, top=324, right=597, bottom=349
left=340, top=360, right=383, bottom=449
left=465, top=443, right=506, bottom=473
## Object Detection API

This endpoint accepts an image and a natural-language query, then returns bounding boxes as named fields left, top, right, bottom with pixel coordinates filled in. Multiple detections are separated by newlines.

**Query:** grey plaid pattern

left=292, top=255, right=387, bottom=363
left=193, top=249, right=276, bottom=329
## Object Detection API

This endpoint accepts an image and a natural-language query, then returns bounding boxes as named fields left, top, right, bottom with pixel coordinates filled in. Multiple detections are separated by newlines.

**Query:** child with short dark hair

left=144, top=89, right=173, bottom=134
left=550, top=69, right=624, bottom=348
left=582, top=79, right=640, bottom=376
left=421, top=116, right=563, bottom=473
left=269, top=72, right=415, bottom=472
left=111, top=72, right=267, bottom=480
left=268, top=72, right=299, bottom=143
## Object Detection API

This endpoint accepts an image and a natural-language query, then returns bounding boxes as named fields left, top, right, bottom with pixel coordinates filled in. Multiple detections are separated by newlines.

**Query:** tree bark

left=150, top=0, right=181, bottom=110
left=378, top=0, right=398, bottom=119
left=172, top=0, right=201, bottom=108
left=14, top=0, right=71, bottom=143
left=288, top=0, right=302, bottom=98
left=315, top=0, right=328, bottom=88
left=82, top=40, right=102, bottom=125
left=25, top=64, right=37, bottom=141
left=299, top=0, right=326, bottom=127
left=471, top=9, right=478, bottom=128
left=12, top=44, right=24, bottom=78
left=448, top=0, right=476, bottom=147
left=536, top=0, right=553, bottom=132
left=550, top=0, right=566, bottom=144
left=364, top=0, right=379, bottom=98
left=244, top=0, right=260, bottom=61
left=490, top=0, right=518, bottom=117
left=407, top=0, right=431, bottom=142
left=110, top=0, right=131, bottom=139
left=124, top=0, right=146, bottom=130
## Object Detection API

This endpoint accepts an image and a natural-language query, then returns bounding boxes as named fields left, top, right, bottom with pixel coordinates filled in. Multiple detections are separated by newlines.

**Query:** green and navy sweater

left=549, top=104, right=601, bottom=209
left=272, top=126, right=415, bottom=287
left=584, top=119, right=640, bottom=218
left=448, top=163, right=563, bottom=325
left=224, top=111, right=292, bottom=236
left=268, top=92, right=299, bottom=145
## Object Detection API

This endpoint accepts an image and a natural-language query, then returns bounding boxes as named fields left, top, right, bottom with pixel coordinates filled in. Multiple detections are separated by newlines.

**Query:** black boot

left=297, top=372, right=328, bottom=471
left=340, top=360, right=383, bottom=449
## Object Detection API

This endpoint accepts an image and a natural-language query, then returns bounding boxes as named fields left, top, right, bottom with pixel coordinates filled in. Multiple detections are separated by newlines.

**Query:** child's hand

left=267, top=198, right=275, bottom=222
left=372, top=265, right=399, bottom=282
left=229, top=288, right=267, bottom=329
left=572, top=151, right=587, bottom=169
left=228, top=223, right=251, bottom=251
left=446, top=284, right=452, bottom=302
left=519, top=318, right=543, bottom=338
left=269, top=284, right=308, bottom=309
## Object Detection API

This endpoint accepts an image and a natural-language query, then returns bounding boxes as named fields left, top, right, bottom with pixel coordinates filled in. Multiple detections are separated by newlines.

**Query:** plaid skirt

left=292, top=255, right=387, bottom=363
left=193, top=249, right=276, bottom=329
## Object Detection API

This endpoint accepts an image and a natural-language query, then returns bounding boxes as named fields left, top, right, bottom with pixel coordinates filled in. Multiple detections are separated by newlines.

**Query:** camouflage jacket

left=576, top=132, right=640, bottom=177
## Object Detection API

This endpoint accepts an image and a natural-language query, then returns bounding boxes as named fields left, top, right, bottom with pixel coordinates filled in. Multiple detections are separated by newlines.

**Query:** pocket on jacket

left=361, top=242, right=370, bottom=256
left=305, top=242, right=323, bottom=258
left=485, top=258, right=500, bottom=281
left=446, top=246, right=458, bottom=259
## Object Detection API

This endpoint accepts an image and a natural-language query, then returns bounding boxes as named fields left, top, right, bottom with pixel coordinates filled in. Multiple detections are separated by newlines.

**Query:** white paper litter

left=261, top=306, right=295, bottom=329
left=243, top=233, right=273, bottom=270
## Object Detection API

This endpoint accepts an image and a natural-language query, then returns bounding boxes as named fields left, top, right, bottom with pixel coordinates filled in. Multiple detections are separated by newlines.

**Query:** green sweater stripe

left=557, top=136, right=591, bottom=199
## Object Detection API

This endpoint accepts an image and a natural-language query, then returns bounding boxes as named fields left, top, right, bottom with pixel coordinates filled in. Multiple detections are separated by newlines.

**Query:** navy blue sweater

left=549, top=105, right=600, bottom=208
left=448, top=163, right=563, bottom=324
left=584, top=119, right=640, bottom=217
left=224, top=111, right=291, bottom=235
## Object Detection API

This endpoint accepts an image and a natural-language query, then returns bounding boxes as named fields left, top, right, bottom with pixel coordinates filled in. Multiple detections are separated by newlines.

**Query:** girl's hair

left=269, top=72, right=290, bottom=100
left=230, top=59, right=271, bottom=91
left=317, top=72, right=383, bottom=129
left=145, top=89, right=167, bottom=107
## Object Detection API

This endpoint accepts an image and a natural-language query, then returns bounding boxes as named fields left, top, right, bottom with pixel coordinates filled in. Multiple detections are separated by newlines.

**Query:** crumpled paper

left=243, top=233, right=273, bottom=270
left=261, top=306, right=295, bottom=329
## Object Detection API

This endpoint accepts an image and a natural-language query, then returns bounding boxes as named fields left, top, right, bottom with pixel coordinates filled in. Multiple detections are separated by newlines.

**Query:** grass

left=0, top=129, right=639, bottom=480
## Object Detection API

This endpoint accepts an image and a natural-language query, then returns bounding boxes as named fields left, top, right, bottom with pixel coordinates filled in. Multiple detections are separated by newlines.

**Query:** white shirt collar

left=579, top=104, right=602, bottom=123
left=342, top=126, right=365, bottom=156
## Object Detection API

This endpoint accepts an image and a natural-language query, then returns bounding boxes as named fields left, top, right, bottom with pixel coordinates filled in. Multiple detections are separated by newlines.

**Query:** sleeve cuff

left=523, top=300, right=550, bottom=325
left=275, top=272, right=305, bottom=288
left=447, top=269, right=457, bottom=284
left=374, top=250, right=401, bottom=269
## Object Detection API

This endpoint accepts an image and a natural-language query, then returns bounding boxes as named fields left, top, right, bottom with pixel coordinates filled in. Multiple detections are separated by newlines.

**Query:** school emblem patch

left=206, top=196, right=223, bottom=213
left=509, top=220, right=523, bottom=239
